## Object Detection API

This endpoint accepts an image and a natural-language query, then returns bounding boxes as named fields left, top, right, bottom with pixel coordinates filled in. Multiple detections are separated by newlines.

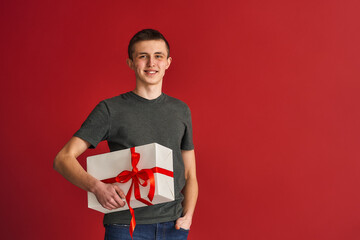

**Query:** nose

left=147, top=56, right=155, bottom=67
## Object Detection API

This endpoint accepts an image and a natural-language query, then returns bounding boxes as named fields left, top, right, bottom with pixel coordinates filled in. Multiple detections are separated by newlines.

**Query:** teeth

left=148, top=71, right=156, bottom=74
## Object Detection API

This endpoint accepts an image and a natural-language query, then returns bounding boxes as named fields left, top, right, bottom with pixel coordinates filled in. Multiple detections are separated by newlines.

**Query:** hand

left=175, top=215, right=192, bottom=230
left=92, top=182, right=126, bottom=210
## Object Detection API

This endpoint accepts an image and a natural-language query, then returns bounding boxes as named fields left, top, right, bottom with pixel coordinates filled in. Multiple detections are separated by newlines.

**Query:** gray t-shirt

left=74, top=91, right=194, bottom=225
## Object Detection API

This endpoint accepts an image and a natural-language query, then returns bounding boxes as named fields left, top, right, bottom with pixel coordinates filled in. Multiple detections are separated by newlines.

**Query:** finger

left=106, top=199, right=120, bottom=209
left=180, top=221, right=191, bottom=230
left=112, top=194, right=126, bottom=207
left=103, top=200, right=115, bottom=210
left=103, top=203, right=115, bottom=210
left=102, top=204, right=111, bottom=210
left=114, top=185, right=126, bottom=199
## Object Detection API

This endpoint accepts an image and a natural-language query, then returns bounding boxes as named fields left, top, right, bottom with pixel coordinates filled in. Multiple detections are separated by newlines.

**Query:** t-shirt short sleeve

left=73, top=101, right=110, bottom=148
left=181, top=105, right=194, bottom=150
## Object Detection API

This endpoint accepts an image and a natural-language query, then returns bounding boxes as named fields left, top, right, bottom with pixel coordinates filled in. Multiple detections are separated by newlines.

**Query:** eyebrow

left=138, top=52, right=165, bottom=55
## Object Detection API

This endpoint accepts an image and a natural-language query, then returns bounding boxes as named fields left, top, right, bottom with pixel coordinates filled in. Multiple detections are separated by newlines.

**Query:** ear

left=165, top=57, right=172, bottom=70
left=126, top=58, right=134, bottom=70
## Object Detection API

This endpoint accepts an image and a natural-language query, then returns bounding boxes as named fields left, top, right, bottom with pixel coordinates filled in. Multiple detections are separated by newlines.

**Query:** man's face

left=127, top=40, right=172, bottom=86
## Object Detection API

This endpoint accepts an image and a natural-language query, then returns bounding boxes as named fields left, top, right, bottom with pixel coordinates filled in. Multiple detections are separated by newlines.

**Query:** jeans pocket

left=179, top=227, right=190, bottom=232
left=105, top=224, right=132, bottom=240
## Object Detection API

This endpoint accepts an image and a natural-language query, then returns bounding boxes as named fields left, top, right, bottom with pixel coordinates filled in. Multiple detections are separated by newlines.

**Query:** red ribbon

left=101, top=147, right=173, bottom=239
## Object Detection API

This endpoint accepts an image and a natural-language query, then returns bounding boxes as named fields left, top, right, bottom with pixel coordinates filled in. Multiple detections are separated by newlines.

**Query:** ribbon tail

left=143, top=169, right=155, bottom=201
left=126, top=183, right=135, bottom=239
left=128, top=203, right=135, bottom=239
left=133, top=178, right=153, bottom=206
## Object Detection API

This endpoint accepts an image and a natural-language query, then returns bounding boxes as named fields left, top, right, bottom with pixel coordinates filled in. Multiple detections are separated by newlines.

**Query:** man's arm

left=175, top=149, right=199, bottom=230
left=53, top=136, right=126, bottom=210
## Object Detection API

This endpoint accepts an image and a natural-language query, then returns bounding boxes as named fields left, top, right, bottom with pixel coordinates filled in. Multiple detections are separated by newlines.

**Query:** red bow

left=102, top=147, right=173, bottom=239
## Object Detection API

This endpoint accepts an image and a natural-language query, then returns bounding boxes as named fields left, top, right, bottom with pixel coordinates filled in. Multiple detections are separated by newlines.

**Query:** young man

left=53, top=29, right=198, bottom=240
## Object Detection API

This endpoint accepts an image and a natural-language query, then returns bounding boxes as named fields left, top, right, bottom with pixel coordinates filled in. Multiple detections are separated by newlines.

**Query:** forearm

left=182, top=176, right=198, bottom=219
left=54, top=152, right=100, bottom=192
left=53, top=136, right=127, bottom=210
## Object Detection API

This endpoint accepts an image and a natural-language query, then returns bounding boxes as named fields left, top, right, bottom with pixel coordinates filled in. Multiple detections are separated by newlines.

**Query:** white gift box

left=87, top=143, right=174, bottom=214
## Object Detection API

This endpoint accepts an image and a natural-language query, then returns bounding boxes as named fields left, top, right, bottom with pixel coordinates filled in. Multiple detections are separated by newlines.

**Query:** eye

left=139, top=55, right=146, bottom=59
left=155, top=55, right=163, bottom=59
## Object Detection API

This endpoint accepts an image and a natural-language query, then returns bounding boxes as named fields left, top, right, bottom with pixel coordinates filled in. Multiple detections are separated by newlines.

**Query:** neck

left=133, top=82, right=163, bottom=100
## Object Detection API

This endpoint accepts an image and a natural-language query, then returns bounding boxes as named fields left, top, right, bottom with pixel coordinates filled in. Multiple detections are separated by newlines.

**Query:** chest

left=108, top=107, right=186, bottom=146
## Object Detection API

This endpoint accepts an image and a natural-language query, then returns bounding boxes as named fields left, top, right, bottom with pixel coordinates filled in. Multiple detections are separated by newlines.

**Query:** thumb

left=175, top=218, right=182, bottom=230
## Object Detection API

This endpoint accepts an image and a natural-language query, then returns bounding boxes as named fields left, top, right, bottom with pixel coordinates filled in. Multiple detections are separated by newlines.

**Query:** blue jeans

left=104, top=221, right=189, bottom=240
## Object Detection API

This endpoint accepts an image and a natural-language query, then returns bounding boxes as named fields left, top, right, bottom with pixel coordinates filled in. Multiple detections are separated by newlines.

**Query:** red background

left=1, top=0, right=360, bottom=239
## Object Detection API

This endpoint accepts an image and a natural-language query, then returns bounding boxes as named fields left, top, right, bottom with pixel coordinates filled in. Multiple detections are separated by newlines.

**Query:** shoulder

left=102, top=92, right=129, bottom=104
left=87, top=93, right=132, bottom=117
left=164, top=94, right=191, bottom=111
left=98, top=92, right=134, bottom=109
left=163, top=94, right=192, bottom=121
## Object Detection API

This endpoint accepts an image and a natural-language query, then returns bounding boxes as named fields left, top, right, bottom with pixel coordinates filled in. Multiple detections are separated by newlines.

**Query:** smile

left=144, top=70, right=158, bottom=74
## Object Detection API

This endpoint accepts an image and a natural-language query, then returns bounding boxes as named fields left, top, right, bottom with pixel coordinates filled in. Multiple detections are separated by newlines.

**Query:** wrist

left=182, top=213, right=193, bottom=221
left=88, top=178, right=103, bottom=193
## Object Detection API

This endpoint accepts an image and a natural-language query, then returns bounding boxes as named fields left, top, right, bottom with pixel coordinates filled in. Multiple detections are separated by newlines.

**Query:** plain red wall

left=1, top=0, right=360, bottom=239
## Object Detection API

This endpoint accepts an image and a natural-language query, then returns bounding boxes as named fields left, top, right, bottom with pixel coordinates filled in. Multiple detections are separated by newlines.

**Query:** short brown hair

left=128, top=29, right=170, bottom=60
